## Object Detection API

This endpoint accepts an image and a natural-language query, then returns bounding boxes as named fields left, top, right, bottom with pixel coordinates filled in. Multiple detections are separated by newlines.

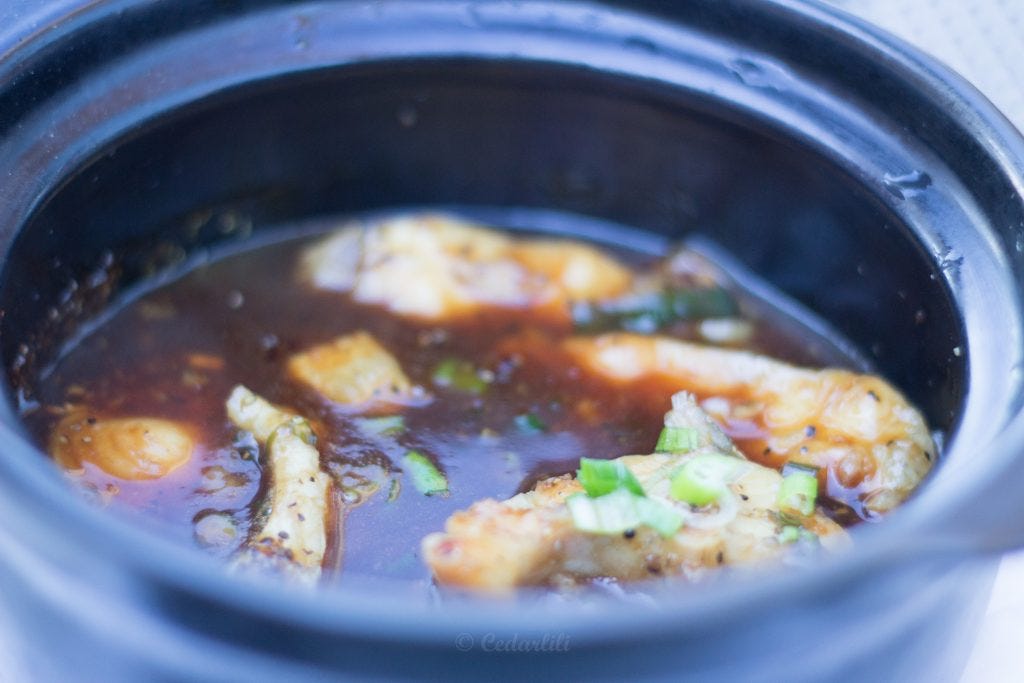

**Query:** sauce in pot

left=23, top=211, right=922, bottom=588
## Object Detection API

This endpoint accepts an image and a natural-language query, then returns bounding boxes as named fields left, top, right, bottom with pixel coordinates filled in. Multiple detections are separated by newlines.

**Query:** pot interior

left=1, top=59, right=965, bottom=426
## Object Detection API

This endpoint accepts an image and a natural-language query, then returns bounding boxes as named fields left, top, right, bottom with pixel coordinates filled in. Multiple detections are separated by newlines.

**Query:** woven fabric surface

left=830, top=0, right=1024, bottom=132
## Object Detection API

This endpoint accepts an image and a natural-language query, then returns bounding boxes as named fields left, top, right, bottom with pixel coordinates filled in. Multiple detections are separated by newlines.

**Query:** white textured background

left=828, top=0, right=1024, bottom=132
left=828, top=1, right=1024, bottom=681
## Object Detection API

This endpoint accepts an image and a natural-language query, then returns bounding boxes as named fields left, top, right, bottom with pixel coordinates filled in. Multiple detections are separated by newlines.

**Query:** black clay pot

left=1, top=1, right=1023, bottom=681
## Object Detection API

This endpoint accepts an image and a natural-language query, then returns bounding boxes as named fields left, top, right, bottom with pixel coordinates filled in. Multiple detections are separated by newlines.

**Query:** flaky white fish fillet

left=422, top=393, right=847, bottom=592
left=226, top=386, right=331, bottom=583
left=300, top=213, right=633, bottom=319
left=564, top=333, right=935, bottom=514
left=286, top=330, right=416, bottom=409
left=50, top=411, right=194, bottom=480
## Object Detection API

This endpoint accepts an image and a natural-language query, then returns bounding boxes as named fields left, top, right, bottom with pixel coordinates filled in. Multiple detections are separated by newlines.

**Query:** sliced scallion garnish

left=402, top=450, right=449, bottom=496
left=777, top=470, right=818, bottom=519
left=577, top=457, right=645, bottom=497
left=571, top=286, right=739, bottom=333
left=287, top=417, right=317, bottom=446
left=655, top=426, right=700, bottom=453
left=781, top=462, right=820, bottom=478
left=386, top=478, right=401, bottom=503
left=663, top=287, right=739, bottom=321
left=432, top=358, right=489, bottom=395
left=669, top=453, right=741, bottom=506
left=514, top=413, right=547, bottom=434
left=567, top=489, right=682, bottom=538
left=357, top=415, right=406, bottom=437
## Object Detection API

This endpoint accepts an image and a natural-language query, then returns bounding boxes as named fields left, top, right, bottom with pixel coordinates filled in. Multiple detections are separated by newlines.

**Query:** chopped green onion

left=402, top=450, right=449, bottom=496
left=386, top=478, right=401, bottom=503
left=265, top=418, right=317, bottom=451
left=778, top=525, right=818, bottom=545
left=514, top=413, right=547, bottom=434
left=357, top=415, right=405, bottom=437
left=777, top=471, right=818, bottom=519
left=577, top=457, right=645, bottom=497
left=432, top=358, right=489, bottom=394
left=781, top=462, right=820, bottom=478
left=664, top=287, right=739, bottom=320
left=288, top=417, right=317, bottom=445
left=572, top=286, right=739, bottom=333
left=655, top=426, right=700, bottom=453
left=669, top=453, right=741, bottom=506
left=567, top=489, right=682, bottom=538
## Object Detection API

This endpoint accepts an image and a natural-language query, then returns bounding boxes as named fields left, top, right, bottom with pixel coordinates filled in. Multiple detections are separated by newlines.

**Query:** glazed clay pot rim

left=0, top=0, right=1021, bottom=647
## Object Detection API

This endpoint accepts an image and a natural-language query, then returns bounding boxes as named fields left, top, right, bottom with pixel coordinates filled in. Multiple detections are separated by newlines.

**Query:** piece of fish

left=563, top=333, right=935, bottom=514
left=300, top=214, right=633, bottom=320
left=50, top=410, right=194, bottom=480
left=422, top=392, right=847, bottom=592
left=287, top=330, right=417, bottom=409
left=226, top=385, right=332, bottom=583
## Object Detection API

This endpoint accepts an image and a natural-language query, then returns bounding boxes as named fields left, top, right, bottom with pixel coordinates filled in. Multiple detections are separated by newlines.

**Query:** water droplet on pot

left=1009, top=363, right=1024, bottom=390
left=728, top=57, right=790, bottom=90
left=467, top=2, right=522, bottom=27
left=882, top=170, right=932, bottom=199
left=397, top=105, right=418, bottom=128
left=937, top=246, right=963, bottom=274
left=952, top=345, right=962, bottom=358
left=289, top=14, right=312, bottom=51
left=624, top=35, right=659, bottom=54
left=729, top=58, right=766, bottom=86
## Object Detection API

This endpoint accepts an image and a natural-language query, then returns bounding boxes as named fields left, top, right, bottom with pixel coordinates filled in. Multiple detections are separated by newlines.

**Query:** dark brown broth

left=23, top=216, right=867, bottom=583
